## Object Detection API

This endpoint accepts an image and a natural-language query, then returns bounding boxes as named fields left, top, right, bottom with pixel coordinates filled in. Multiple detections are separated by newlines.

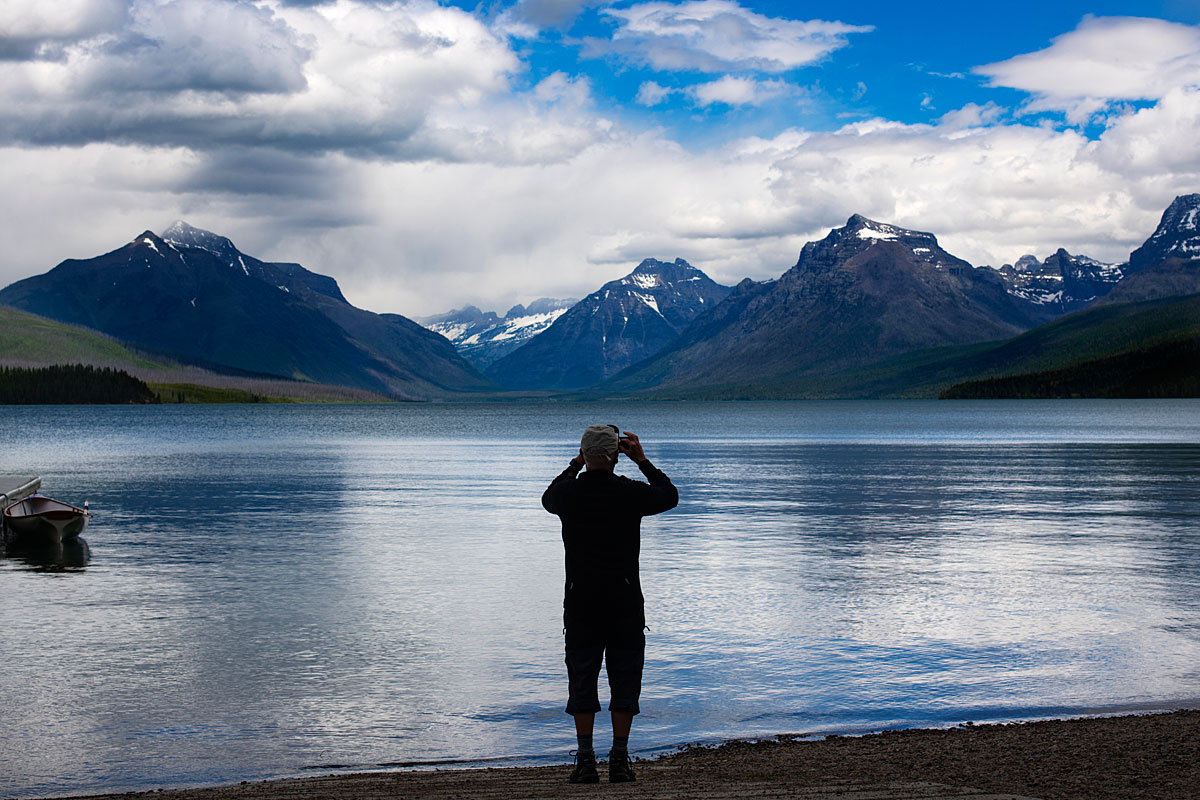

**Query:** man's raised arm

left=621, top=431, right=678, bottom=516
left=542, top=450, right=584, bottom=514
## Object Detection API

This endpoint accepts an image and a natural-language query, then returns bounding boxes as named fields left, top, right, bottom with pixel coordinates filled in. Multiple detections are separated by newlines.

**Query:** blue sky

left=494, top=0, right=1200, bottom=138
left=2, top=0, right=1200, bottom=314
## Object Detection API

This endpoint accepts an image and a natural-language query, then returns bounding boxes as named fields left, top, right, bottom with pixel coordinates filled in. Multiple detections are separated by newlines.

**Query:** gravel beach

left=61, top=710, right=1200, bottom=800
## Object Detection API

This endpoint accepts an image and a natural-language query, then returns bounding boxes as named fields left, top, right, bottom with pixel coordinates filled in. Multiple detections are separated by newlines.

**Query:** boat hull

left=4, top=497, right=89, bottom=545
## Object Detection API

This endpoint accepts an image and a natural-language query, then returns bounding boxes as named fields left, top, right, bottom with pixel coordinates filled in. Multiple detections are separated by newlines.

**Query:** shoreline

left=49, top=709, right=1200, bottom=800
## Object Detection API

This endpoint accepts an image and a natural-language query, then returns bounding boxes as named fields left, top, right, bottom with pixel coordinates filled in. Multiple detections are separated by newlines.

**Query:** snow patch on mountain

left=857, top=226, right=898, bottom=241
left=632, top=292, right=661, bottom=314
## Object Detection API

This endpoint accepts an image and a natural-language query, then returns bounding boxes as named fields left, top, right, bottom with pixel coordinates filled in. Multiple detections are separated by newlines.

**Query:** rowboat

left=3, top=495, right=91, bottom=544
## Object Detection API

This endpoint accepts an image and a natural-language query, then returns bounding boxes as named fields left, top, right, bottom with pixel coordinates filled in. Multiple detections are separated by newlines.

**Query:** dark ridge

left=939, top=337, right=1200, bottom=399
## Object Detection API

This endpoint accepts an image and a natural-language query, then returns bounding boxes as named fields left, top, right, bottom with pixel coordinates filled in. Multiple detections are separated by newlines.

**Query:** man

left=541, top=424, right=678, bottom=784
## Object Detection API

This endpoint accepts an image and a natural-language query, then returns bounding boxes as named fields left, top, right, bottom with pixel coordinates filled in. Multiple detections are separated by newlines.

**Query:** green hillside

left=0, top=306, right=167, bottom=371
left=0, top=306, right=391, bottom=403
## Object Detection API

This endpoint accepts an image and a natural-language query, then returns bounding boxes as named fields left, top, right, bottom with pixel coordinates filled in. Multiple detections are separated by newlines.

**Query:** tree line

left=940, top=338, right=1200, bottom=399
left=0, top=364, right=160, bottom=404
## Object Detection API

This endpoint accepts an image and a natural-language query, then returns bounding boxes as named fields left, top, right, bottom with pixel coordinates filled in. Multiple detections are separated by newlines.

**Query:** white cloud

left=533, top=70, right=591, bottom=105
left=689, top=75, right=789, bottom=107
left=635, top=80, right=673, bottom=106
left=95, top=0, right=308, bottom=93
left=1093, top=87, right=1200, bottom=185
left=976, top=16, right=1200, bottom=123
left=594, top=0, right=872, bottom=73
left=0, top=0, right=128, bottom=58
left=936, top=101, right=1004, bottom=130
left=0, top=0, right=531, bottom=158
left=761, top=94, right=1200, bottom=269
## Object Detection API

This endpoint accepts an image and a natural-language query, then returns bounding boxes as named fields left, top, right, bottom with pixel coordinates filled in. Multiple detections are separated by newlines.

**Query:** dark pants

left=563, top=586, right=645, bottom=716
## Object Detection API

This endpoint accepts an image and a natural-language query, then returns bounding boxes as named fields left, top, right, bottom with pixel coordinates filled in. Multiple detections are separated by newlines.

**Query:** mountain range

left=600, top=198, right=1198, bottom=397
left=0, top=222, right=490, bottom=400
left=995, top=250, right=1123, bottom=313
left=2, top=196, right=1197, bottom=401
left=483, top=258, right=731, bottom=390
left=603, top=215, right=1059, bottom=394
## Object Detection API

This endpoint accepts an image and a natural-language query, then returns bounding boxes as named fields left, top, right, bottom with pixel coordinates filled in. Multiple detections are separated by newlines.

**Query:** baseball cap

left=580, top=423, right=619, bottom=460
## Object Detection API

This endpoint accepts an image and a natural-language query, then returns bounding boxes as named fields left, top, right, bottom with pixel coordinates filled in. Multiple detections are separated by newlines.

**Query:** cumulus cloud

left=0, top=0, right=128, bottom=59
left=291, top=91, right=1200, bottom=313
left=591, top=0, right=872, bottom=73
left=635, top=80, right=673, bottom=106
left=689, top=75, right=789, bottom=107
left=636, top=75, right=794, bottom=109
left=936, top=102, right=1005, bottom=130
left=533, top=70, right=591, bottom=105
left=93, top=0, right=308, bottom=94
left=976, top=15, right=1200, bottom=123
left=0, top=0, right=541, bottom=159
left=762, top=92, right=1200, bottom=269
left=495, top=0, right=593, bottom=37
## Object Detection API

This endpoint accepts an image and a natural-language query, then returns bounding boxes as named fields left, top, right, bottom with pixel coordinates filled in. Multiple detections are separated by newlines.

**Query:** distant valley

left=417, top=298, right=576, bottom=370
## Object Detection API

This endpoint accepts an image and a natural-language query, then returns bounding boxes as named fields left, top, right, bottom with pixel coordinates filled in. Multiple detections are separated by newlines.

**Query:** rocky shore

left=63, top=710, right=1200, bottom=800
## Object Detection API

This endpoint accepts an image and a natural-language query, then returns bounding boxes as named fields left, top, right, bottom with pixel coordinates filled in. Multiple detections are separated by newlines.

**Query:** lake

left=1, top=400, right=1198, bottom=798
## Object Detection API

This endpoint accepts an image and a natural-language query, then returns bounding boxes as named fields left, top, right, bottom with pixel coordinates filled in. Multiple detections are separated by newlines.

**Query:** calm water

left=1, top=400, right=1199, bottom=798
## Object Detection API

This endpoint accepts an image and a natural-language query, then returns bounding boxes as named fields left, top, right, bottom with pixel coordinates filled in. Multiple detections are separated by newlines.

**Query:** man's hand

left=571, top=449, right=585, bottom=468
left=619, top=431, right=648, bottom=464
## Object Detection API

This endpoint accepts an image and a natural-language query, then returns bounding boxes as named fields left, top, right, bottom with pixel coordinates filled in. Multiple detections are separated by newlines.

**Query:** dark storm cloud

left=0, top=100, right=426, bottom=157
left=182, top=147, right=358, bottom=200
left=0, top=37, right=42, bottom=60
left=504, top=0, right=593, bottom=29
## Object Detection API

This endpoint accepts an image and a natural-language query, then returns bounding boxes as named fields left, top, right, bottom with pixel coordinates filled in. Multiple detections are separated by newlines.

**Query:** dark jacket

left=542, top=460, right=678, bottom=599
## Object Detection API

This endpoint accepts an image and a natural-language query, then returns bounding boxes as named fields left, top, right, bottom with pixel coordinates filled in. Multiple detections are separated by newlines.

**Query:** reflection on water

left=1, top=535, right=91, bottom=572
left=0, top=401, right=1198, bottom=799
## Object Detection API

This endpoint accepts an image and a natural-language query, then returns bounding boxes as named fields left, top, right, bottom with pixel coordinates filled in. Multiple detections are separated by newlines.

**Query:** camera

left=609, top=424, right=632, bottom=451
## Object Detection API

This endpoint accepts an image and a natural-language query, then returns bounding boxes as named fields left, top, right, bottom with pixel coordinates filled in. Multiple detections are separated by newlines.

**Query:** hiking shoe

left=568, top=750, right=598, bottom=784
left=608, top=749, right=636, bottom=783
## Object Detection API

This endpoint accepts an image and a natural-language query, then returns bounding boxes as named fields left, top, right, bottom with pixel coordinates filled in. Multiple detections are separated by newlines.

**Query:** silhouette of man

left=542, top=424, right=678, bottom=783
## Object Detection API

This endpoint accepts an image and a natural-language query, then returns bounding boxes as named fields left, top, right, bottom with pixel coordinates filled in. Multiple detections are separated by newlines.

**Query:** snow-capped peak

left=850, top=217, right=904, bottom=240
left=162, top=221, right=241, bottom=261
left=843, top=214, right=937, bottom=246
left=133, top=231, right=162, bottom=253
left=1129, top=193, right=1200, bottom=270
left=1149, top=194, right=1200, bottom=239
left=419, top=297, right=577, bottom=369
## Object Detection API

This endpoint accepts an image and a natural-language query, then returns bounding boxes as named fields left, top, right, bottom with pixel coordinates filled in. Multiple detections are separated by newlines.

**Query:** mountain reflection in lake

left=1, top=401, right=1198, bottom=799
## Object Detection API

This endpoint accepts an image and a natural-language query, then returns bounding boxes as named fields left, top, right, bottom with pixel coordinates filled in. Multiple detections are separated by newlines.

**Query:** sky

left=3, top=0, right=1200, bottom=316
